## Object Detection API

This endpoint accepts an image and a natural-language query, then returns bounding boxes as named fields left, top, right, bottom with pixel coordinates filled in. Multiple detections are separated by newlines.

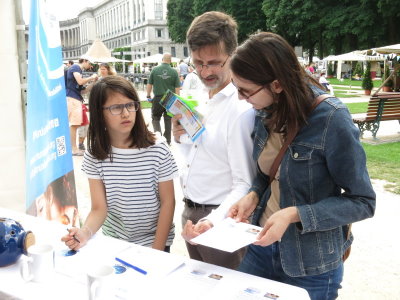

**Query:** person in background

left=64, top=60, right=74, bottom=87
left=181, top=65, right=205, bottom=100
left=66, top=58, right=98, bottom=155
left=77, top=104, right=89, bottom=151
left=174, top=11, right=255, bottom=269
left=319, top=72, right=330, bottom=90
left=226, top=32, right=375, bottom=300
left=98, top=62, right=117, bottom=78
left=179, top=59, right=189, bottom=79
left=146, top=53, right=181, bottom=145
left=61, top=76, right=178, bottom=252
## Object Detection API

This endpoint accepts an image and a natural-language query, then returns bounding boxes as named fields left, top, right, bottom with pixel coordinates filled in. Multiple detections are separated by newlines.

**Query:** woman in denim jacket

left=228, top=32, right=376, bottom=300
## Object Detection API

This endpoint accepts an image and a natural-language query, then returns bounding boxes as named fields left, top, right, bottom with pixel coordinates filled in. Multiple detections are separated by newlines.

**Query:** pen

left=67, top=228, right=80, bottom=243
left=115, top=257, right=147, bottom=275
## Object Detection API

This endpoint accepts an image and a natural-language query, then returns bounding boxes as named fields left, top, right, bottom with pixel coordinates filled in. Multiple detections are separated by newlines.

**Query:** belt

left=183, top=198, right=219, bottom=209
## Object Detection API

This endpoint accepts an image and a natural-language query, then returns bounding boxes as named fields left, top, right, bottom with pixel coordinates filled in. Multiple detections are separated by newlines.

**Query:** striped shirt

left=82, top=139, right=178, bottom=247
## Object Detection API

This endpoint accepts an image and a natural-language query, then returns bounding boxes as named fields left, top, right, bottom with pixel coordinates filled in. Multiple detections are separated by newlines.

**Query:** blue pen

left=115, top=257, right=147, bottom=275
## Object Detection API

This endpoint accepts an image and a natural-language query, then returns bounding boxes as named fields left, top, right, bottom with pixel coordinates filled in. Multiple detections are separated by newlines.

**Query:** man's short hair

left=186, top=11, right=238, bottom=55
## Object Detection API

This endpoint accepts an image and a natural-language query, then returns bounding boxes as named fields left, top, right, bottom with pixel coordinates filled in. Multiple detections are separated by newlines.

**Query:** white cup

left=87, top=265, right=115, bottom=300
left=20, top=244, right=55, bottom=283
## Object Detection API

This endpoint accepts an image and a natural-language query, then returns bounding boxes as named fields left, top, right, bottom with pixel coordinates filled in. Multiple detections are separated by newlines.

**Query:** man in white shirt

left=172, top=11, right=255, bottom=269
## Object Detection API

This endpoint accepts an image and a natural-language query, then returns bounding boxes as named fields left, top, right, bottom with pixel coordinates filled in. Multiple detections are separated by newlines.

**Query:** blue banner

left=26, top=0, right=78, bottom=226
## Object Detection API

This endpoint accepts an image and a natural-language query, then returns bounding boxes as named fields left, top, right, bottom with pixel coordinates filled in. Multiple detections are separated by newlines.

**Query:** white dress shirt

left=177, top=83, right=256, bottom=225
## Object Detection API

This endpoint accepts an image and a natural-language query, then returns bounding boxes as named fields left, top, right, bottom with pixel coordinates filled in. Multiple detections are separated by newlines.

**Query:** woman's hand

left=227, top=191, right=259, bottom=223
left=61, top=226, right=92, bottom=251
left=181, top=220, right=213, bottom=244
left=254, top=207, right=300, bottom=246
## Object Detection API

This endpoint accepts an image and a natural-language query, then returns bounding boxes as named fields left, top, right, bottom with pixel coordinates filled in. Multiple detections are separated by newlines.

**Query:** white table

left=0, top=208, right=310, bottom=300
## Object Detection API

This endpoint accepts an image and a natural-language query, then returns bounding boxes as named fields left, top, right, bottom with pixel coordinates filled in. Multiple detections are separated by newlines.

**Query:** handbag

left=268, top=94, right=352, bottom=261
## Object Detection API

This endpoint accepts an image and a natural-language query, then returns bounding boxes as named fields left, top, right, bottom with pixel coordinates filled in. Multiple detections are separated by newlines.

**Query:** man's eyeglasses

left=231, top=79, right=264, bottom=99
left=103, top=102, right=139, bottom=115
left=191, top=56, right=230, bottom=72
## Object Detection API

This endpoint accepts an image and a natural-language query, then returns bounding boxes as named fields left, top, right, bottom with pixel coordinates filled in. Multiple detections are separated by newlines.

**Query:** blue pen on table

left=115, top=257, right=147, bottom=275
left=67, top=228, right=80, bottom=243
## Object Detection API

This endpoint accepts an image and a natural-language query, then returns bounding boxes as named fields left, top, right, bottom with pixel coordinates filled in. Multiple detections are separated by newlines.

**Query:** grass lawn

left=344, top=102, right=368, bottom=114
left=329, top=78, right=383, bottom=87
left=362, top=142, right=400, bottom=194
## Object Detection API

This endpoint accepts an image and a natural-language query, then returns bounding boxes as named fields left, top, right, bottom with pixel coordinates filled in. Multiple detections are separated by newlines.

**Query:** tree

left=167, top=0, right=196, bottom=43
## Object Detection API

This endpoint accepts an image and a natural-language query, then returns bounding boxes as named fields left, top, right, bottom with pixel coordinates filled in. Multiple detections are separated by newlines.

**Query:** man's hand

left=181, top=219, right=213, bottom=244
left=227, top=191, right=259, bottom=223
left=172, top=114, right=186, bottom=143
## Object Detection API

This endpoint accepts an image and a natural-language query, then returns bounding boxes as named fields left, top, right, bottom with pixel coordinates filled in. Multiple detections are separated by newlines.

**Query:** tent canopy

left=133, top=53, right=180, bottom=64
left=372, top=44, right=400, bottom=55
left=82, top=39, right=130, bottom=63
left=324, top=51, right=385, bottom=62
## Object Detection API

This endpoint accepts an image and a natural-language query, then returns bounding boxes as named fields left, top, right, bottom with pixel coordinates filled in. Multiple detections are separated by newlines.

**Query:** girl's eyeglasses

left=103, top=101, right=139, bottom=115
left=231, top=79, right=264, bottom=99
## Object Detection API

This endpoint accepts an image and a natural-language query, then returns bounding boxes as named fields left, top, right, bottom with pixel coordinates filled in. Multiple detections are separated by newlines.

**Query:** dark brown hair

left=187, top=11, right=238, bottom=55
left=231, top=32, right=322, bottom=134
left=87, top=75, right=155, bottom=160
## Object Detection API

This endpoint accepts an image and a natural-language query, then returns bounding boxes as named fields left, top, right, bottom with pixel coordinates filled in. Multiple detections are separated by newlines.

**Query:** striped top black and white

left=82, top=139, right=178, bottom=247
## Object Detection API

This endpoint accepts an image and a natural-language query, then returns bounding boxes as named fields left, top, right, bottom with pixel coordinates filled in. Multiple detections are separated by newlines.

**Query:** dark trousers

left=181, top=201, right=245, bottom=270
left=151, top=95, right=171, bottom=144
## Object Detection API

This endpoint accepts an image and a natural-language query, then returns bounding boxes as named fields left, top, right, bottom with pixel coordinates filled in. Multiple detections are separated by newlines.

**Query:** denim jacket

left=249, top=87, right=376, bottom=277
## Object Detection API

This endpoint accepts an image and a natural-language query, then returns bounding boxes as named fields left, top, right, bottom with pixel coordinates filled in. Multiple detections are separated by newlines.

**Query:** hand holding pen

left=61, top=226, right=92, bottom=251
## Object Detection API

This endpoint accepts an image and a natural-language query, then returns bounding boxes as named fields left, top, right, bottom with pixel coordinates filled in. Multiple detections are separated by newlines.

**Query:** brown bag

left=342, top=224, right=352, bottom=262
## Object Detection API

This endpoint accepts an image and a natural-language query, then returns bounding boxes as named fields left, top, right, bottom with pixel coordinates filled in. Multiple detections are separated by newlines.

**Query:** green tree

left=167, top=0, right=196, bottom=43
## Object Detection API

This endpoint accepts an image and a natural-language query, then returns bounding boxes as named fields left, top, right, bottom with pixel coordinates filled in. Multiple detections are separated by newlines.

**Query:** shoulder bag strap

left=268, top=94, right=333, bottom=184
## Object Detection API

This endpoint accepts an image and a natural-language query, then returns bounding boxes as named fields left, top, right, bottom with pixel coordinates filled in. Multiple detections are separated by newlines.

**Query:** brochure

left=191, top=218, right=263, bottom=253
left=160, top=90, right=205, bottom=141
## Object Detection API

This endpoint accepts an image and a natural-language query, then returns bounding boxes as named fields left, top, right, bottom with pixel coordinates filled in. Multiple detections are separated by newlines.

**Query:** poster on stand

left=25, top=0, right=79, bottom=226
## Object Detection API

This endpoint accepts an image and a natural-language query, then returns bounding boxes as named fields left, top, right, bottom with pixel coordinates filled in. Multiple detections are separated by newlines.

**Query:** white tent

left=82, top=39, right=129, bottom=63
left=133, top=53, right=180, bottom=64
left=372, top=44, right=400, bottom=55
left=323, top=51, right=385, bottom=79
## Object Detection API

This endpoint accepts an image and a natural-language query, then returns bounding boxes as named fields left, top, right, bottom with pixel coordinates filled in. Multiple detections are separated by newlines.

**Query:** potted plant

left=362, top=62, right=373, bottom=95
left=327, top=62, right=334, bottom=78
left=382, top=65, right=393, bottom=92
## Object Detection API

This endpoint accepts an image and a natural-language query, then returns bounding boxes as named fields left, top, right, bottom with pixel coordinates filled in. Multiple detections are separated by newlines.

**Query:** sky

left=22, top=0, right=102, bottom=23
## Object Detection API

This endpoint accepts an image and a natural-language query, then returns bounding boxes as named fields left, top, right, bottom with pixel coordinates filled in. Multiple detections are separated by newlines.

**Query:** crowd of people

left=60, top=11, right=375, bottom=300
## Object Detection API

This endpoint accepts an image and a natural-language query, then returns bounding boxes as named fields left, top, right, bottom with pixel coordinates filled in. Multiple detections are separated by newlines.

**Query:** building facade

left=60, top=0, right=188, bottom=62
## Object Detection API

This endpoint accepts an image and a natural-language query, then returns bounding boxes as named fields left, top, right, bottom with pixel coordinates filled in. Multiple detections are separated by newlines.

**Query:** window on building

left=158, top=47, right=163, bottom=54
left=156, top=28, right=163, bottom=38
left=147, top=51, right=151, bottom=56
left=154, top=0, right=163, bottom=20
left=183, top=46, right=188, bottom=57
left=171, top=47, right=176, bottom=57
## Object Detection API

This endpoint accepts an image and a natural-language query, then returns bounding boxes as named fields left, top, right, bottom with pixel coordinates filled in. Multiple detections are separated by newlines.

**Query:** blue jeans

left=238, top=243, right=343, bottom=300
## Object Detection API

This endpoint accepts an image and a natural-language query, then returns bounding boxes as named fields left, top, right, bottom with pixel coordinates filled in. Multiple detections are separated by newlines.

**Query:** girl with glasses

left=62, top=76, right=178, bottom=252
left=227, top=32, right=375, bottom=300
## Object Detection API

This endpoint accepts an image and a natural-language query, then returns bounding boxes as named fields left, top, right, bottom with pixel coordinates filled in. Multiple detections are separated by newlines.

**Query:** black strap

left=268, top=94, right=332, bottom=184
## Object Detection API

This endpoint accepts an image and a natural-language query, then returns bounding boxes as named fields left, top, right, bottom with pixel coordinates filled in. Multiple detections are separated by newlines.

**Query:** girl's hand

left=61, top=226, right=92, bottom=251
left=254, top=207, right=299, bottom=246
left=227, top=191, right=259, bottom=223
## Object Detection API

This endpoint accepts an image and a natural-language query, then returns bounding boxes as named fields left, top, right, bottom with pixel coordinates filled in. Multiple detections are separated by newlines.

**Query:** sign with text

left=26, top=0, right=78, bottom=226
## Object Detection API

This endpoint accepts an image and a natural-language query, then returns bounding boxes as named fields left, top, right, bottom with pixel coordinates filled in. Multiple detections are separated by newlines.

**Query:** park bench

left=352, top=92, right=400, bottom=138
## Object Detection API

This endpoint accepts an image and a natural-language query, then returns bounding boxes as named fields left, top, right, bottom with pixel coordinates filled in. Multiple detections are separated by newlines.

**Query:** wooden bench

left=353, top=93, right=400, bottom=138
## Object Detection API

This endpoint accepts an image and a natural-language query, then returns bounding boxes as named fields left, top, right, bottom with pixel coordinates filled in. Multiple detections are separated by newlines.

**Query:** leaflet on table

left=160, top=90, right=205, bottom=141
left=191, top=218, right=263, bottom=253
left=115, top=244, right=186, bottom=278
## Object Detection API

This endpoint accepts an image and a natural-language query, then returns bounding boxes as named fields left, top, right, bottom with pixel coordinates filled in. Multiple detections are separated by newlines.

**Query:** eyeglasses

left=231, top=79, right=265, bottom=99
left=192, top=56, right=230, bottom=72
left=103, top=102, right=139, bottom=115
